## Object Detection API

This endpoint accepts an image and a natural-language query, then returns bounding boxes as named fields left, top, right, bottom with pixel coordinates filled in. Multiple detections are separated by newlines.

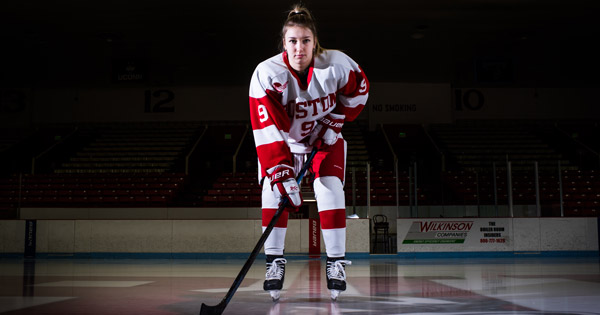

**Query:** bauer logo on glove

left=271, top=169, right=290, bottom=181
left=309, top=112, right=345, bottom=149
left=320, top=117, right=344, bottom=129
left=268, top=165, right=303, bottom=211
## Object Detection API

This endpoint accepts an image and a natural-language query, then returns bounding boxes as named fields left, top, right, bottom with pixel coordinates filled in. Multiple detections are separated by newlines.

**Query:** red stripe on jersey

left=338, top=70, right=358, bottom=96
left=337, top=104, right=365, bottom=122
left=319, top=208, right=346, bottom=229
left=256, top=141, right=293, bottom=178
left=262, top=208, right=289, bottom=228
left=250, top=88, right=294, bottom=176
left=249, top=91, right=290, bottom=132
left=336, top=67, right=369, bottom=121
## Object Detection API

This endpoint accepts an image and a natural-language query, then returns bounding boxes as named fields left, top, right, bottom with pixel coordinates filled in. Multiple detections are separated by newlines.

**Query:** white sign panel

left=453, top=88, right=600, bottom=120
left=368, top=83, right=452, bottom=124
left=398, top=218, right=512, bottom=252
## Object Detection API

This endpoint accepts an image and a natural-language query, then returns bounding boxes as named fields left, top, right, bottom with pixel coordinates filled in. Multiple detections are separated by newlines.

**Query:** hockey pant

left=261, top=139, right=347, bottom=258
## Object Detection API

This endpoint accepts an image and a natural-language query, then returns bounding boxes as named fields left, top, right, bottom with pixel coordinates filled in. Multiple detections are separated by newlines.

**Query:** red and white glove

left=268, top=165, right=302, bottom=211
left=309, top=113, right=345, bottom=149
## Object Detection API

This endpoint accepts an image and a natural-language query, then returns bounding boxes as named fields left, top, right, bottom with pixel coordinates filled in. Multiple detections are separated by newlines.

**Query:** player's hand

left=309, top=112, right=345, bottom=149
left=268, top=165, right=302, bottom=211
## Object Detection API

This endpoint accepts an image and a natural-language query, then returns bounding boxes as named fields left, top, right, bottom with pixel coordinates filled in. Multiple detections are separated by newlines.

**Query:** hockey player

left=249, top=4, right=369, bottom=301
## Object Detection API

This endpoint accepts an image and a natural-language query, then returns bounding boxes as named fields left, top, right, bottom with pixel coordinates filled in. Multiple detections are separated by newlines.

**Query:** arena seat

left=0, top=173, right=186, bottom=207
left=429, top=121, right=579, bottom=172
left=202, top=171, right=261, bottom=207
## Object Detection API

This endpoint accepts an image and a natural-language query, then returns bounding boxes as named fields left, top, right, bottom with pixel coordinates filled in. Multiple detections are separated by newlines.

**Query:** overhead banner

left=22, top=85, right=600, bottom=124
left=453, top=87, right=600, bottom=120
left=112, top=59, right=147, bottom=84
left=31, top=86, right=249, bottom=123
left=368, top=83, right=453, bottom=124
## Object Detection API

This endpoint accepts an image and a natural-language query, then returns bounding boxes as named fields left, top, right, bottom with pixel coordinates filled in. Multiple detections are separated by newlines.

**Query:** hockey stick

left=200, top=147, right=318, bottom=315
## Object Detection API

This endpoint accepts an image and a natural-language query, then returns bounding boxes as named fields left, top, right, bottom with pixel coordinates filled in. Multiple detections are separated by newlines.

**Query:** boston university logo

left=272, top=81, right=289, bottom=93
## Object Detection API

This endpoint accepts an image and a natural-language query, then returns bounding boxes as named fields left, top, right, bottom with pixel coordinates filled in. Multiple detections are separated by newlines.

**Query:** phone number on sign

left=480, top=238, right=506, bottom=243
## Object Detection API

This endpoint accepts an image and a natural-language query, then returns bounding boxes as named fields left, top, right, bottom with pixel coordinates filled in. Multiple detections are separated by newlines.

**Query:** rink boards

left=0, top=217, right=598, bottom=257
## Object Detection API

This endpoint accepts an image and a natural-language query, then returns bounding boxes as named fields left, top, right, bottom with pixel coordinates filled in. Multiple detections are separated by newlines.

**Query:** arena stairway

left=54, top=122, right=201, bottom=174
left=429, top=122, right=577, bottom=172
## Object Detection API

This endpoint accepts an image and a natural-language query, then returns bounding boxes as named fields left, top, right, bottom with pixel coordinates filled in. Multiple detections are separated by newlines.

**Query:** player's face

left=283, top=26, right=315, bottom=72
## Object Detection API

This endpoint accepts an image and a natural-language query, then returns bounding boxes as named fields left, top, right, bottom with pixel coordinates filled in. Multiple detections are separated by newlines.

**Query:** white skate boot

left=326, top=257, right=352, bottom=301
left=263, top=256, right=287, bottom=301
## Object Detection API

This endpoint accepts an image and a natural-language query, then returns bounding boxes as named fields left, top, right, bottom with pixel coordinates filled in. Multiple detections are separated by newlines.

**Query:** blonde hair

left=280, top=4, right=325, bottom=55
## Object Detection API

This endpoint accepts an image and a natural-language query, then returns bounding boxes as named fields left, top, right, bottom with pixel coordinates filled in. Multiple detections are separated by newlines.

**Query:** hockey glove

left=268, top=165, right=302, bottom=211
left=309, top=112, right=345, bottom=149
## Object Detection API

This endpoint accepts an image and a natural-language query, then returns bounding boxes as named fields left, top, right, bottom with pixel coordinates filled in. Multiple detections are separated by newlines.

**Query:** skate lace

left=326, top=260, right=352, bottom=281
left=265, top=258, right=287, bottom=280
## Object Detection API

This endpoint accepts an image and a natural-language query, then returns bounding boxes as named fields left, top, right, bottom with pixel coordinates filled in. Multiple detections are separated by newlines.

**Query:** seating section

left=201, top=172, right=261, bottom=207
left=344, top=121, right=370, bottom=167
left=442, top=169, right=599, bottom=216
left=0, top=123, right=198, bottom=211
left=556, top=121, right=600, bottom=153
left=562, top=170, right=600, bottom=217
left=0, top=173, right=187, bottom=207
left=1, top=120, right=597, bottom=217
left=429, top=121, right=599, bottom=216
left=444, top=170, right=530, bottom=205
left=430, top=122, right=576, bottom=172
left=199, top=169, right=427, bottom=208
left=205, top=124, right=254, bottom=174
left=54, top=122, right=201, bottom=174
left=345, top=169, right=427, bottom=206
left=374, top=124, right=443, bottom=172
left=552, top=121, right=600, bottom=170
left=0, top=127, right=44, bottom=176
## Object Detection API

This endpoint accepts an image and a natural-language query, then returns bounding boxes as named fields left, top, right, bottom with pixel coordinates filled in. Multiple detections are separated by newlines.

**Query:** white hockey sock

left=322, top=227, right=346, bottom=258
left=263, top=227, right=286, bottom=256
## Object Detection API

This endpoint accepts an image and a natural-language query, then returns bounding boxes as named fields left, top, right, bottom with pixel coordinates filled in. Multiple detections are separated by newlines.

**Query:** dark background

left=2, top=0, right=599, bottom=89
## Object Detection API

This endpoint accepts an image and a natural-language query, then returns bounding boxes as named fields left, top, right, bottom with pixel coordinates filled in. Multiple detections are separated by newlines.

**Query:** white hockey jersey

left=249, top=50, right=369, bottom=178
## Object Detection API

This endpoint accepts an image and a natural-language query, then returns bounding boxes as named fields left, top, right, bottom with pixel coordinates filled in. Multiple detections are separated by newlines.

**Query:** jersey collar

left=282, top=51, right=314, bottom=90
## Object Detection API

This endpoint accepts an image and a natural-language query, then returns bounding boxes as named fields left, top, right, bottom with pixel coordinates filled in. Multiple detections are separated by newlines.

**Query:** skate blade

left=269, top=290, right=281, bottom=301
left=330, top=289, right=341, bottom=301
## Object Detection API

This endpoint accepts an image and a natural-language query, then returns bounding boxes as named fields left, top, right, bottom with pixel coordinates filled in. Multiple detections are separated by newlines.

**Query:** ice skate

left=326, top=258, right=351, bottom=301
left=263, top=256, right=287, bottom=301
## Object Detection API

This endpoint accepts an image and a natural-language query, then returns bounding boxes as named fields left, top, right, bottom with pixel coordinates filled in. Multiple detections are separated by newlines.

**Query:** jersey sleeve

left=334, top=54, right=370, bottom=122
left=249, top=64, right=293, bottom=179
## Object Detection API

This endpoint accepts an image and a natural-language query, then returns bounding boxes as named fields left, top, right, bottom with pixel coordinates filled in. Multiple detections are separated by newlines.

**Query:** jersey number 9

left=258, top=104, right=269, bottom=123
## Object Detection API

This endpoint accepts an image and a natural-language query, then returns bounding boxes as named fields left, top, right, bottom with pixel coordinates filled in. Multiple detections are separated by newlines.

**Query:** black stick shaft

left=219, top=202, right=285, bottom=305
left=200, top=148, right=317, bottom=315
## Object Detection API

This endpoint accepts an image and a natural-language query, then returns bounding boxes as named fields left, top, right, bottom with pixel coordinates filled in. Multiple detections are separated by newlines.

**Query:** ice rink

left=1, top=255, right=599, bottom=314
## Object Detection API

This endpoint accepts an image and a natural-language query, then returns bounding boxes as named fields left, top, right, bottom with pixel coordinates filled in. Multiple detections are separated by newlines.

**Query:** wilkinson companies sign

left=402, top=220, right=509, bottom=246
left=403, top=221, right=474, bottom=244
